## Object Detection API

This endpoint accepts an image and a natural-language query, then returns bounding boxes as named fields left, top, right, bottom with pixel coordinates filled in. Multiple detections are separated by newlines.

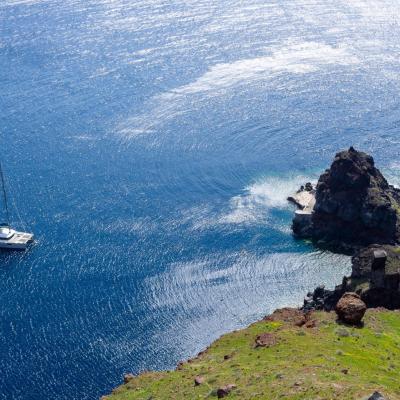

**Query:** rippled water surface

left=2, top=0, right=400, bottom=398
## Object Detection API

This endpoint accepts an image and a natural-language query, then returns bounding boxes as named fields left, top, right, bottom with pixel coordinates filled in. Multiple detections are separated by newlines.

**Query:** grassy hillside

left=104, top=309, right=400, bottom=400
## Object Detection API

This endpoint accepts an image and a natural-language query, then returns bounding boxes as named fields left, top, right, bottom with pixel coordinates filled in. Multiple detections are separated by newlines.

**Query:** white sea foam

left=183, top=175, right=315, bottom=229
left=219, top=175, right=315, bottom=225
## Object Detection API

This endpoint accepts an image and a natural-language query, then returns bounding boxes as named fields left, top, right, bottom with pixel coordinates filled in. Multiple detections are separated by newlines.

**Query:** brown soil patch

left=265, top=307, right=305, bottom=324
left=265, top=307, right=317, bottom=328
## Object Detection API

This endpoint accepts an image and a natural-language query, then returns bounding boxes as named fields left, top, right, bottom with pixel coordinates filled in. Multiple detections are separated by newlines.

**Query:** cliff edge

left=103, top=308, right=400, bottom=400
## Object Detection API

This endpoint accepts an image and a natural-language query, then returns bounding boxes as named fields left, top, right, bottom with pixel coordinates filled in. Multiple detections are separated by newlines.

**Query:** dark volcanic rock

left=217, top=384, right=237, bottom=398
left=194, top=376, right=205, bottom=386
left=335, top=292, right=367, bottom=324
left=365, top=392, right=386, bottom=400
left=351, top=245, right=400, bottom=309
left=296, top=147, right=400, bottom=251
left=303, top=284, right=342, bottom=312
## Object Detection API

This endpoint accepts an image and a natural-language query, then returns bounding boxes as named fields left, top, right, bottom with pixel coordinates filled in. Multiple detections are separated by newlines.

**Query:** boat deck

left=0, top=231, right=34, bottom=249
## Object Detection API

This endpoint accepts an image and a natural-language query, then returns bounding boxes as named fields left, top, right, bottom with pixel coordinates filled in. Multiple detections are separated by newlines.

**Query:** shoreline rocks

left=305, top=243, right=400, bottom=311
left=302, top=284, right=342, bottom=312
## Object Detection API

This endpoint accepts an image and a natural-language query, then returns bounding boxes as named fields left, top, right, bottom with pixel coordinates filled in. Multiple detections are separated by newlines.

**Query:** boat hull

left=0, top=231, right=34, bottom=250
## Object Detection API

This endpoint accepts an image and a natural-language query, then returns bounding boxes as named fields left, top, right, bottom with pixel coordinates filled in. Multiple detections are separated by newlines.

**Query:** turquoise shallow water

left=2, top=0, right=400, bottom=399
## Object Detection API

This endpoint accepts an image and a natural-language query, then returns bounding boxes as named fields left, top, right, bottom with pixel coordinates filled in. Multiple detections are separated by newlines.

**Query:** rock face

left=349, top=244, right=400, bottom=309
left=305, top=244, right=400, bottom=311
left=335, top=292, right=367, bottom=324
left=303, top=284, right=342, bottom=312
left=294, top=147, right=400, bottom=251
left=217, top=384, right=237, bottom=398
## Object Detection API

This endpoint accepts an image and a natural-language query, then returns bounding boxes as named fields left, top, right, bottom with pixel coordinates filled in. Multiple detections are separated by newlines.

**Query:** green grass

left=104, top=310, right=400, bottom=400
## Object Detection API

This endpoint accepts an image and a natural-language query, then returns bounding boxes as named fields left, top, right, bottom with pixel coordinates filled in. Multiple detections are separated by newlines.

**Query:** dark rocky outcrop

left=293, top=147, right=400, bottom=252
left=335, top=292, right=367, bottom=324
left=303, top=284, right=342, bottom=312
left=305, top=244, right=400, bottom=311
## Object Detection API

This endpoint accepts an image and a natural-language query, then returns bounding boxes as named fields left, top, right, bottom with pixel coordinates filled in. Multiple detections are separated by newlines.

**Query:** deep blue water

left=2, top=0, right=400, bottom=399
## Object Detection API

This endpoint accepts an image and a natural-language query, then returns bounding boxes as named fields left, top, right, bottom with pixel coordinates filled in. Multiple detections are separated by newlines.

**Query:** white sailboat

left=0, top=163, right=34, bottom=250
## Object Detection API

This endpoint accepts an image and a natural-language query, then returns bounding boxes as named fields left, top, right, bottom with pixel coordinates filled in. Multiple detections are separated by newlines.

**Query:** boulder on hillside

left=255, top=332, right=277, bottom=347
left=217, top=384, right=237, bottom=398
left=123, top=373, right=135, bottom=384
left=335, top=292, right=367, bottom=324
left=292, top=147, right=400, bottom=251
left=194, top=376, right=205, bottom=386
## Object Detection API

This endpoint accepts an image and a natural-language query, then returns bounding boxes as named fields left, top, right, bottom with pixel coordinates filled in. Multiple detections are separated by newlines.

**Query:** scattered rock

left=194, top=376, right=205, bottom=386
left=304, top=319, right=317, bottom=328
left=336, top=292, right=367, bottom=324
left=303, top=283, right=342, bottom=312
left=305, top=182, right=313, bottom=192
left=313, top=284, right=325, bottom=299
left=294, top=315, right=306, bottom=327
left=293, top=312, right=317, bottom=328
left=336, top=327, right=350, bottom=337
left=365, top=392, right=386, bottom=400
left=255, top=333, right=277, bottom=348
left=217, top=384, right=237, bottom=398
left=123, top=373, right=135, bottom=384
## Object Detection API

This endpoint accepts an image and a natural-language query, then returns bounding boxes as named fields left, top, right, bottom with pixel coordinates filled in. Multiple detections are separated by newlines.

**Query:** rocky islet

left=292, top=147, right=400, bottom=252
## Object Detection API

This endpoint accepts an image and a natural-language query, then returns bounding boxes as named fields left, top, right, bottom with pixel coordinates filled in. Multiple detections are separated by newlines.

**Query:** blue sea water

left=1, top=0, right=400, bottom=398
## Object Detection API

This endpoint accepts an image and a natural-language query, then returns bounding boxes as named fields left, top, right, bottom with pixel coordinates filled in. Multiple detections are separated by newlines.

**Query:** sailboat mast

left=0, top=162, right=10, bottom=226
